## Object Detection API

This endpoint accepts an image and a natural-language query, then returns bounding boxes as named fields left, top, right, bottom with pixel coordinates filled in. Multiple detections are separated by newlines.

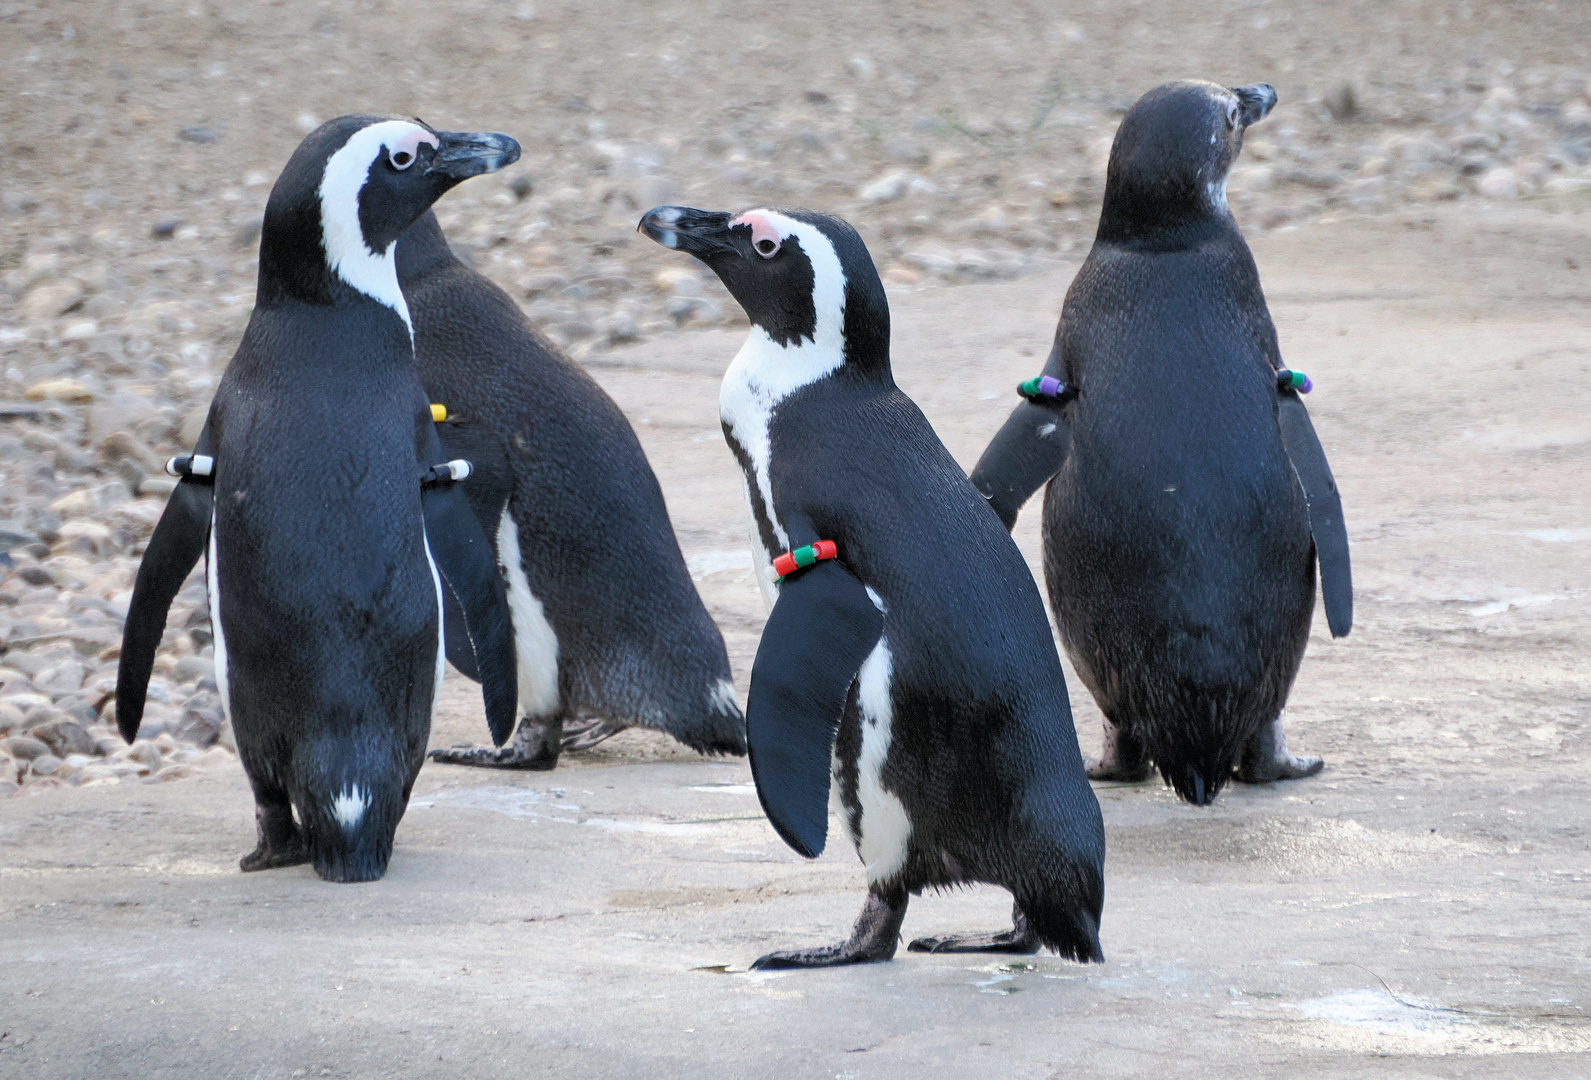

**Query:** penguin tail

left=1017, top=876, right=1105, bottom=964
left=292, top=733, right=412, bottom=883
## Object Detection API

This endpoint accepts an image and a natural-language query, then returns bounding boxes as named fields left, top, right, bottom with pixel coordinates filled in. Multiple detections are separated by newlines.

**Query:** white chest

left=719, top=328, right=844, bottom=603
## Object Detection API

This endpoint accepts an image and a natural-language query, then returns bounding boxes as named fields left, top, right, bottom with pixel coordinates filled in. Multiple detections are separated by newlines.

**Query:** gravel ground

left=1, top=0, right=1590, bottom=792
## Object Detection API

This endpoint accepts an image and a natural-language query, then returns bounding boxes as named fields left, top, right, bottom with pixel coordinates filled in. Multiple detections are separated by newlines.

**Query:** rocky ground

left=1, top=0, right=1590, bottom=794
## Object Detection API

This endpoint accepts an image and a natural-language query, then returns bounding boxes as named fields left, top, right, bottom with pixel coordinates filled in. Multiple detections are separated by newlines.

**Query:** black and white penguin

left=116, top=115, right=522, bottom=881
left=639, top=204, right=1105, bottom=967
left=970, top=81, right=1352, bottom=806
left=393, top=211, right=745, bottom=769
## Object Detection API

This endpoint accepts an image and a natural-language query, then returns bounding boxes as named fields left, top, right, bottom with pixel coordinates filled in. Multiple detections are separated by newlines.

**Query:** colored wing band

left=773, top=540, right=838, bottom=583
left=1018, top=375, right=1073, bottom=402
left=430, top=403, right=448, bottom=422
left=164, top=454, right=215, bottom=481
left=1276, top=369, right=1313, bottom=394
left=421, top=459, right=474, bottom=486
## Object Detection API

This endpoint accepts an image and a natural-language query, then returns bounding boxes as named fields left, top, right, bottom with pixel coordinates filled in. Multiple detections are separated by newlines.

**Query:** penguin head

left=1096, top=80, right=1276, bottom=247
left=637, top=205, right=891, bottom=379
left=258, top=115, right=520, bottom=327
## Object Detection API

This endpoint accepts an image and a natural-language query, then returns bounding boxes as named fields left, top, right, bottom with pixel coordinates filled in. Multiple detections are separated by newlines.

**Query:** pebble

left=24, top=380, right=94, bottom=404
left=19, top=282, right=85, bottom=321
left=1476, top=166, right=1519, bottom=198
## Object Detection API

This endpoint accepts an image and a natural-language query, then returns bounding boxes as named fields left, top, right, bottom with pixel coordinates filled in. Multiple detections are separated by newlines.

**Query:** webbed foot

left=1235, top=714, right=1324, bottom=784
left=560, top=717, right=627, bottom=753
left=1085, top=717, right=1153, bottom=782
left=239, top=800, right=308, bottom=872
left=909, top=903, right=1040, bottom=954
left=428, top=715, right=562, bottom=770
left=750, top=886, right=907, bottom=970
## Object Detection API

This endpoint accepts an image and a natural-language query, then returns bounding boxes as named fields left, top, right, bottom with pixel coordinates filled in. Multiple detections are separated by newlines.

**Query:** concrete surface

left=2, top=205, right=1589, bottom=1078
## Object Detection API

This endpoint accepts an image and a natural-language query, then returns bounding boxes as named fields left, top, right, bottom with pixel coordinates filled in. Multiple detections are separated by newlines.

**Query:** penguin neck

left=1095, top=176, right=1235, bottom=253
left=394, top=211, right=461, bottom=290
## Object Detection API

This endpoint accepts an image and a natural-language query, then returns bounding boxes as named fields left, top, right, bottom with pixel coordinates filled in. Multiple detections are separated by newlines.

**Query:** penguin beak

left=1231, top=84, right=1277, bottom=127
left=427, top=131, right=522, bottom=180
left=637, top=206, right=735, bottom=257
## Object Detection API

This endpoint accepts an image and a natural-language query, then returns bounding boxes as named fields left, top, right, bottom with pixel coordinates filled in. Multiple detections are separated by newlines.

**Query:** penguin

left=115, top=115, right=522, bottom=882
left=969, top=81, right=1352, bottom=806
left=638, top=204, right=1105, bottom=968
left=393, top=210, right=746, bottom=769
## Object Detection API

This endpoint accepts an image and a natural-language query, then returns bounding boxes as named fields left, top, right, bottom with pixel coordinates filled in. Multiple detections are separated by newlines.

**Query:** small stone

left=172, top=655, right=214, bottom=684
left=860, top=170, right=912, bottom=203
left=883, top=266, right=920, bottom=285
left=36, top=658, right=86, bottom=695
left=1254, top=205, right=1296, bottom=230
left=1323, top=83, right=1358, bottom=122
left=60, top=319, right=99, bottom=342
left=971, top=204, right=1009, bottom=233
left=652, top=266, right=702, bottom=295
left=150, top=218, right=183, bottom=240
left=29, top=752, right=63, bottom=776
left=124, top=739, right=163, bottom=771
left=4, top=734, right=49, bottom=761
left=17, top=565, right=55, bottom=587
left=1476, top=167, right=1518, bottom=199
left=179, top=125, right=218, bottom=144
left=508, top=175, right=533, bottom=200
left=32, top=718, right=95, bottom=757
left=19, top=281, right=85, bottom=320
left=24, top=379, right=93, bottom=404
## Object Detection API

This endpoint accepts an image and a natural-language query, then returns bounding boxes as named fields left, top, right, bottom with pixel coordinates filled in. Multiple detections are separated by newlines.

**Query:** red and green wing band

left=773, top=539, right=839, bottom=583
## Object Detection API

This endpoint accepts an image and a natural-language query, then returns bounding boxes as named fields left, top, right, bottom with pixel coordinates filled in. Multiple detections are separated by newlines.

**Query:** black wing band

left=746, top=558, right=884, bottom=858
left=1278, top=393, right=1353, bottom=637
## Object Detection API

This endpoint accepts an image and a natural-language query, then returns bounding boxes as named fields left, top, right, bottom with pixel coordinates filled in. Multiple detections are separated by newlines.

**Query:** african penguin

left=639, top=204, right=1105, bottom=968
left=117, top=115, right=521, bottom=882
left=393, top=210, right=745, bottom=769
left=970, top=81, right=1352, bottom=806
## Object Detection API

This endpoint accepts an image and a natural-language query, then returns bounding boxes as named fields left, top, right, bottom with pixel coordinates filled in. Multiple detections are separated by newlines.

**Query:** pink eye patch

left=731, top=211, right=784, bottom=257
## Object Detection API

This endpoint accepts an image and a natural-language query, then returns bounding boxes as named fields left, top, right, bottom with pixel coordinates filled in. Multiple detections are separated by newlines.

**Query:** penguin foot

left=908, top=904, right=1041, bottom=954
left=560, top=718, right=627, bottom=753
left=1234, top=715, right=1325, bottom=784
left=239, top=801, right=308, bottom=872
left=426, top=743, right=559, bottom=770
left=427, top=716, right=562, bottom=770
left=750, top=887, right=907, bottom=970
left=1084, top=756, right=1155, bottom=782
left=1085, top=717, right=1153, bottom=782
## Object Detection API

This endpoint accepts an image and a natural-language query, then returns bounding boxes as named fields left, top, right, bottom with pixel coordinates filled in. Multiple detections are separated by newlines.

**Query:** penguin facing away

left=970, top=81, right=1352, bottom=806
left=393, top=211, right=746, bottom=769
left=116, top=115, right=522, bottom=882
left=639, top=204, right=1105, bottom=968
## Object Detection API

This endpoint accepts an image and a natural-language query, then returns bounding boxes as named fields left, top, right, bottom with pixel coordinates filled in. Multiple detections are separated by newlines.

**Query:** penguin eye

left=389, top=148, right=416, bottom=171
left=1225, top=101, right=1241, bottom=130
left=753, top=237, right=780, bottom=258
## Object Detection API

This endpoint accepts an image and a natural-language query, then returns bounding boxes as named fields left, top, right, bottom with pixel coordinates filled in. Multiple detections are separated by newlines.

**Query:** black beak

left=1232, top=84, right=1278, bottom=127
left=638, top=205, right=736, bottom=258
left=427, top=130, right=521, bottom=180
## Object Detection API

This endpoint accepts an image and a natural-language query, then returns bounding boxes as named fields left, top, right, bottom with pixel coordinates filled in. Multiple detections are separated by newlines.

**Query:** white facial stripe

left=720, top=208, right=849, bottom=566
left=318, top=119, right=435, bottom=336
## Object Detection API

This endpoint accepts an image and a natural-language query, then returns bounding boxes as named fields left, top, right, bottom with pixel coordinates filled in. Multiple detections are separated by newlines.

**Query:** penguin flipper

left=1277, top=394, right=1353, bottom=637
left=421, top=420, right=518, bottom=746
left=969, top=400, right=1072, bottom=531
left=747, top=559, right=884, bottom=858
left=440, top=577, right=481, bottom=682
left=116, top=469, right=214, bottom=744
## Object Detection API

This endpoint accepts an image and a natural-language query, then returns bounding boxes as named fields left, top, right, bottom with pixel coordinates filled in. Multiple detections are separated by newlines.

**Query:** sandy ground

left=2, top=201, right=1588, bottom=1077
